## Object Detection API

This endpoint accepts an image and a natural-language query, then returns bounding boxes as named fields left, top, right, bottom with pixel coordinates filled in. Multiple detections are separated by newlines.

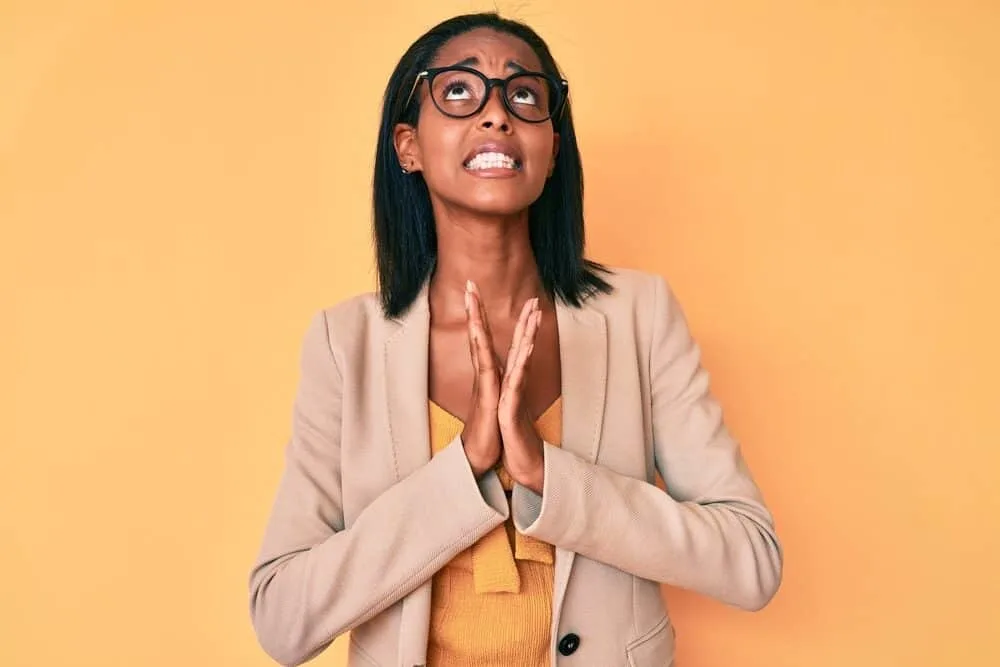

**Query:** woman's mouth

left=464, top=151, right=522, bottom=172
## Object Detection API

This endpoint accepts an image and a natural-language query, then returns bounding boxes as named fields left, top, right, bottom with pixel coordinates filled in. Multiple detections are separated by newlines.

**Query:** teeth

left=465, top=151, right=518, bottom=171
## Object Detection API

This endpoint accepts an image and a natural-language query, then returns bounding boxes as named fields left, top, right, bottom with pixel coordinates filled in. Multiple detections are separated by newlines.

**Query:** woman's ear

left=394, top=123, right=423, bottom=173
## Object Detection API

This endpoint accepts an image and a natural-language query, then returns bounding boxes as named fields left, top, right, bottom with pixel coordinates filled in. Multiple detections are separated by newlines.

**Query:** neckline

left=429, top=395, right=562, bottom=426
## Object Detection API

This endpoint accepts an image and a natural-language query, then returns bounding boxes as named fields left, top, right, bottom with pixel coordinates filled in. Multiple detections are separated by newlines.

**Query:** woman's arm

left=511, top=275, right=782, bottom=611
left=248, top=311, right=508, bottom=666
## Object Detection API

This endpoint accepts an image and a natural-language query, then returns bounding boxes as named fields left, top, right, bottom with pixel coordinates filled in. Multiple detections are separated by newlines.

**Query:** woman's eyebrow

left=442, top=56, right=529, bottom=73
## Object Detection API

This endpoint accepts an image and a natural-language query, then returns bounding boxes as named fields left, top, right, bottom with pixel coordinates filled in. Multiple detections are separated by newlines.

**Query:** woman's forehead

left=430, top=28, right=543, bottom=72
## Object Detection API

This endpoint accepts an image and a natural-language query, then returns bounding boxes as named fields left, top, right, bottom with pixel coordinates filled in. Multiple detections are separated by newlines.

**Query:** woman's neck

left=429, top=209, right=546, bottom=321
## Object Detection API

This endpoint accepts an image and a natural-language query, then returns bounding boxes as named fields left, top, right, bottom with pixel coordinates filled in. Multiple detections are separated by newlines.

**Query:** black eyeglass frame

left=402, top=66, right=569, bottom=124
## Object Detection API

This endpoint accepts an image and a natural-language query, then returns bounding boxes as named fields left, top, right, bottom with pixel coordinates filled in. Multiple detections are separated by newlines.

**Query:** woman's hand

left=460, top=280, right=503, bottom=478
left=498, top=298, right=546, bottom=494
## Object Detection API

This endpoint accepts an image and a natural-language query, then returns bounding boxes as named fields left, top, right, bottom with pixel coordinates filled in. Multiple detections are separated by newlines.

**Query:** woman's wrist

left=461, top=438, right=494, bottom=478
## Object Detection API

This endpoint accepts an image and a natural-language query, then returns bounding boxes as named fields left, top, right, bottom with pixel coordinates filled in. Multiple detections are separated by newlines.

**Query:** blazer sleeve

left=512, top=275, right=782, bottom=611
left=248, top=311, right=509, bottom=666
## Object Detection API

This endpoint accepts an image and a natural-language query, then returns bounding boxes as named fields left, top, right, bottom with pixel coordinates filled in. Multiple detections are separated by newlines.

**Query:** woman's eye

left=511, top=87, right=538, bottom=106
left=444, top=84, right=472, bottom=100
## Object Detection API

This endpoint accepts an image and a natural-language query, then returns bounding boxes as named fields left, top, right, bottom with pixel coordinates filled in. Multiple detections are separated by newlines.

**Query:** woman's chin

left=456, top=185, right=543, bottom=217
left=460, top=197, right=534, bottom=217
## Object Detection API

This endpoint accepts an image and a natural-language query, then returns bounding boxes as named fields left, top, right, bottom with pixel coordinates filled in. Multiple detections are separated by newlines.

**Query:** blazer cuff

left=440, top=434, right=509, bottom=520
left=511, top=441, right=561, bottom=536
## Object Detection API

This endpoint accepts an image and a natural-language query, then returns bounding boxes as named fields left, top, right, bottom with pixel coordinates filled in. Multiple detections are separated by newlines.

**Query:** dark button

left=558, top=633, right=580, bottom=656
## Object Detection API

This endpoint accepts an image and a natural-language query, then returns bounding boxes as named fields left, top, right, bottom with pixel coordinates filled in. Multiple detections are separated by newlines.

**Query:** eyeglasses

left=402, top=66, right=568, bottom=124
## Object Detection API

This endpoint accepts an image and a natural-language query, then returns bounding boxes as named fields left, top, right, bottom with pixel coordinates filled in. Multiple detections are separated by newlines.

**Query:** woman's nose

left=477, top=85, right=512, bottom=132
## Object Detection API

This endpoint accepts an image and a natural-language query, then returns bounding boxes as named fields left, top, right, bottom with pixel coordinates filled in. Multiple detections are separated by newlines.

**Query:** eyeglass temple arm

left=557, top=80, right=569, bottom=121
left=403, top=71, right=429, bottom=114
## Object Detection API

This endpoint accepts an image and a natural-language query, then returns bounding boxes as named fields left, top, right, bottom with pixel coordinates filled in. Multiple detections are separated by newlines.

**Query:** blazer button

left=558, top=633, right=580, bottom=656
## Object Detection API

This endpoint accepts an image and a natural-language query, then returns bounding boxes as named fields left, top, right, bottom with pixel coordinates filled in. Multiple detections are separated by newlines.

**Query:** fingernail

left=466, top=280, right=473, bottom=292
left=527, top=343, right=535, bottom=356
left=464, top=291, right=470, bottom=311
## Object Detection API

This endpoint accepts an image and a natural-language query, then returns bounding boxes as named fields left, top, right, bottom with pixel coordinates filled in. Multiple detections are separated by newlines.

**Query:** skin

left=393, top=28, right=562, bottom=494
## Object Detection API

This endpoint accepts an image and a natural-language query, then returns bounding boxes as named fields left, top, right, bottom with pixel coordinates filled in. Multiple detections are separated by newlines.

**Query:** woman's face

left=395, top=28, right=559, bottom=218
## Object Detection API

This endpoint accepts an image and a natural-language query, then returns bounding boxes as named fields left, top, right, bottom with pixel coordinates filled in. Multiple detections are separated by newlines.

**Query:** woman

left=249, top=12, right=781, bottom=667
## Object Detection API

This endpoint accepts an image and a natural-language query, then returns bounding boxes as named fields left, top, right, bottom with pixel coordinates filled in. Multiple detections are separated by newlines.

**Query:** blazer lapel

left=555, top=298, right=608, bottom=464
left=551, top=299, right=608, bottom=649
left=383, top=281, right=434, bottom=666
left=384, top=281, right=432, bottom=482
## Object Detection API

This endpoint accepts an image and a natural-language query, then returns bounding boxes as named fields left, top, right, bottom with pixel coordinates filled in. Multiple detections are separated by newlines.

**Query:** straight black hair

left=373, top=12, right=613, bottom=318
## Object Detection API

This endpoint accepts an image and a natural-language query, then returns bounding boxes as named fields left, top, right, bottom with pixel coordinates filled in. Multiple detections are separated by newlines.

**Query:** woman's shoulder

left=585, top=264, right=670, bottom=311
left=597, top=264, right=664, bottom=290
left=319, top=289, right=383, bottom=323
left=300, top=290, right=385, bottom=356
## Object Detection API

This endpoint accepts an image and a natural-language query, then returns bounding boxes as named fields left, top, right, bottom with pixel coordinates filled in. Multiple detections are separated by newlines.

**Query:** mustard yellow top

left=426, top=397, right=562, bottom=667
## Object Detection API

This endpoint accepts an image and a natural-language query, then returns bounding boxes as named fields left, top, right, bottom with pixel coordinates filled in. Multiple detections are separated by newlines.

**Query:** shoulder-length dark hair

left=373, top=12, right=613, bottom=318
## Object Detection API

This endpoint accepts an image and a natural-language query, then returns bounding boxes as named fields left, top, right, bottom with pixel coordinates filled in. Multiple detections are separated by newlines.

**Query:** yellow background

left=3, top=1, right=998, bottom=665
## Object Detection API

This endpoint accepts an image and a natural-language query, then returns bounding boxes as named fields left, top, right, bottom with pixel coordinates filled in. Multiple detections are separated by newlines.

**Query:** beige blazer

left=249, top=267, right=782, bottom=667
